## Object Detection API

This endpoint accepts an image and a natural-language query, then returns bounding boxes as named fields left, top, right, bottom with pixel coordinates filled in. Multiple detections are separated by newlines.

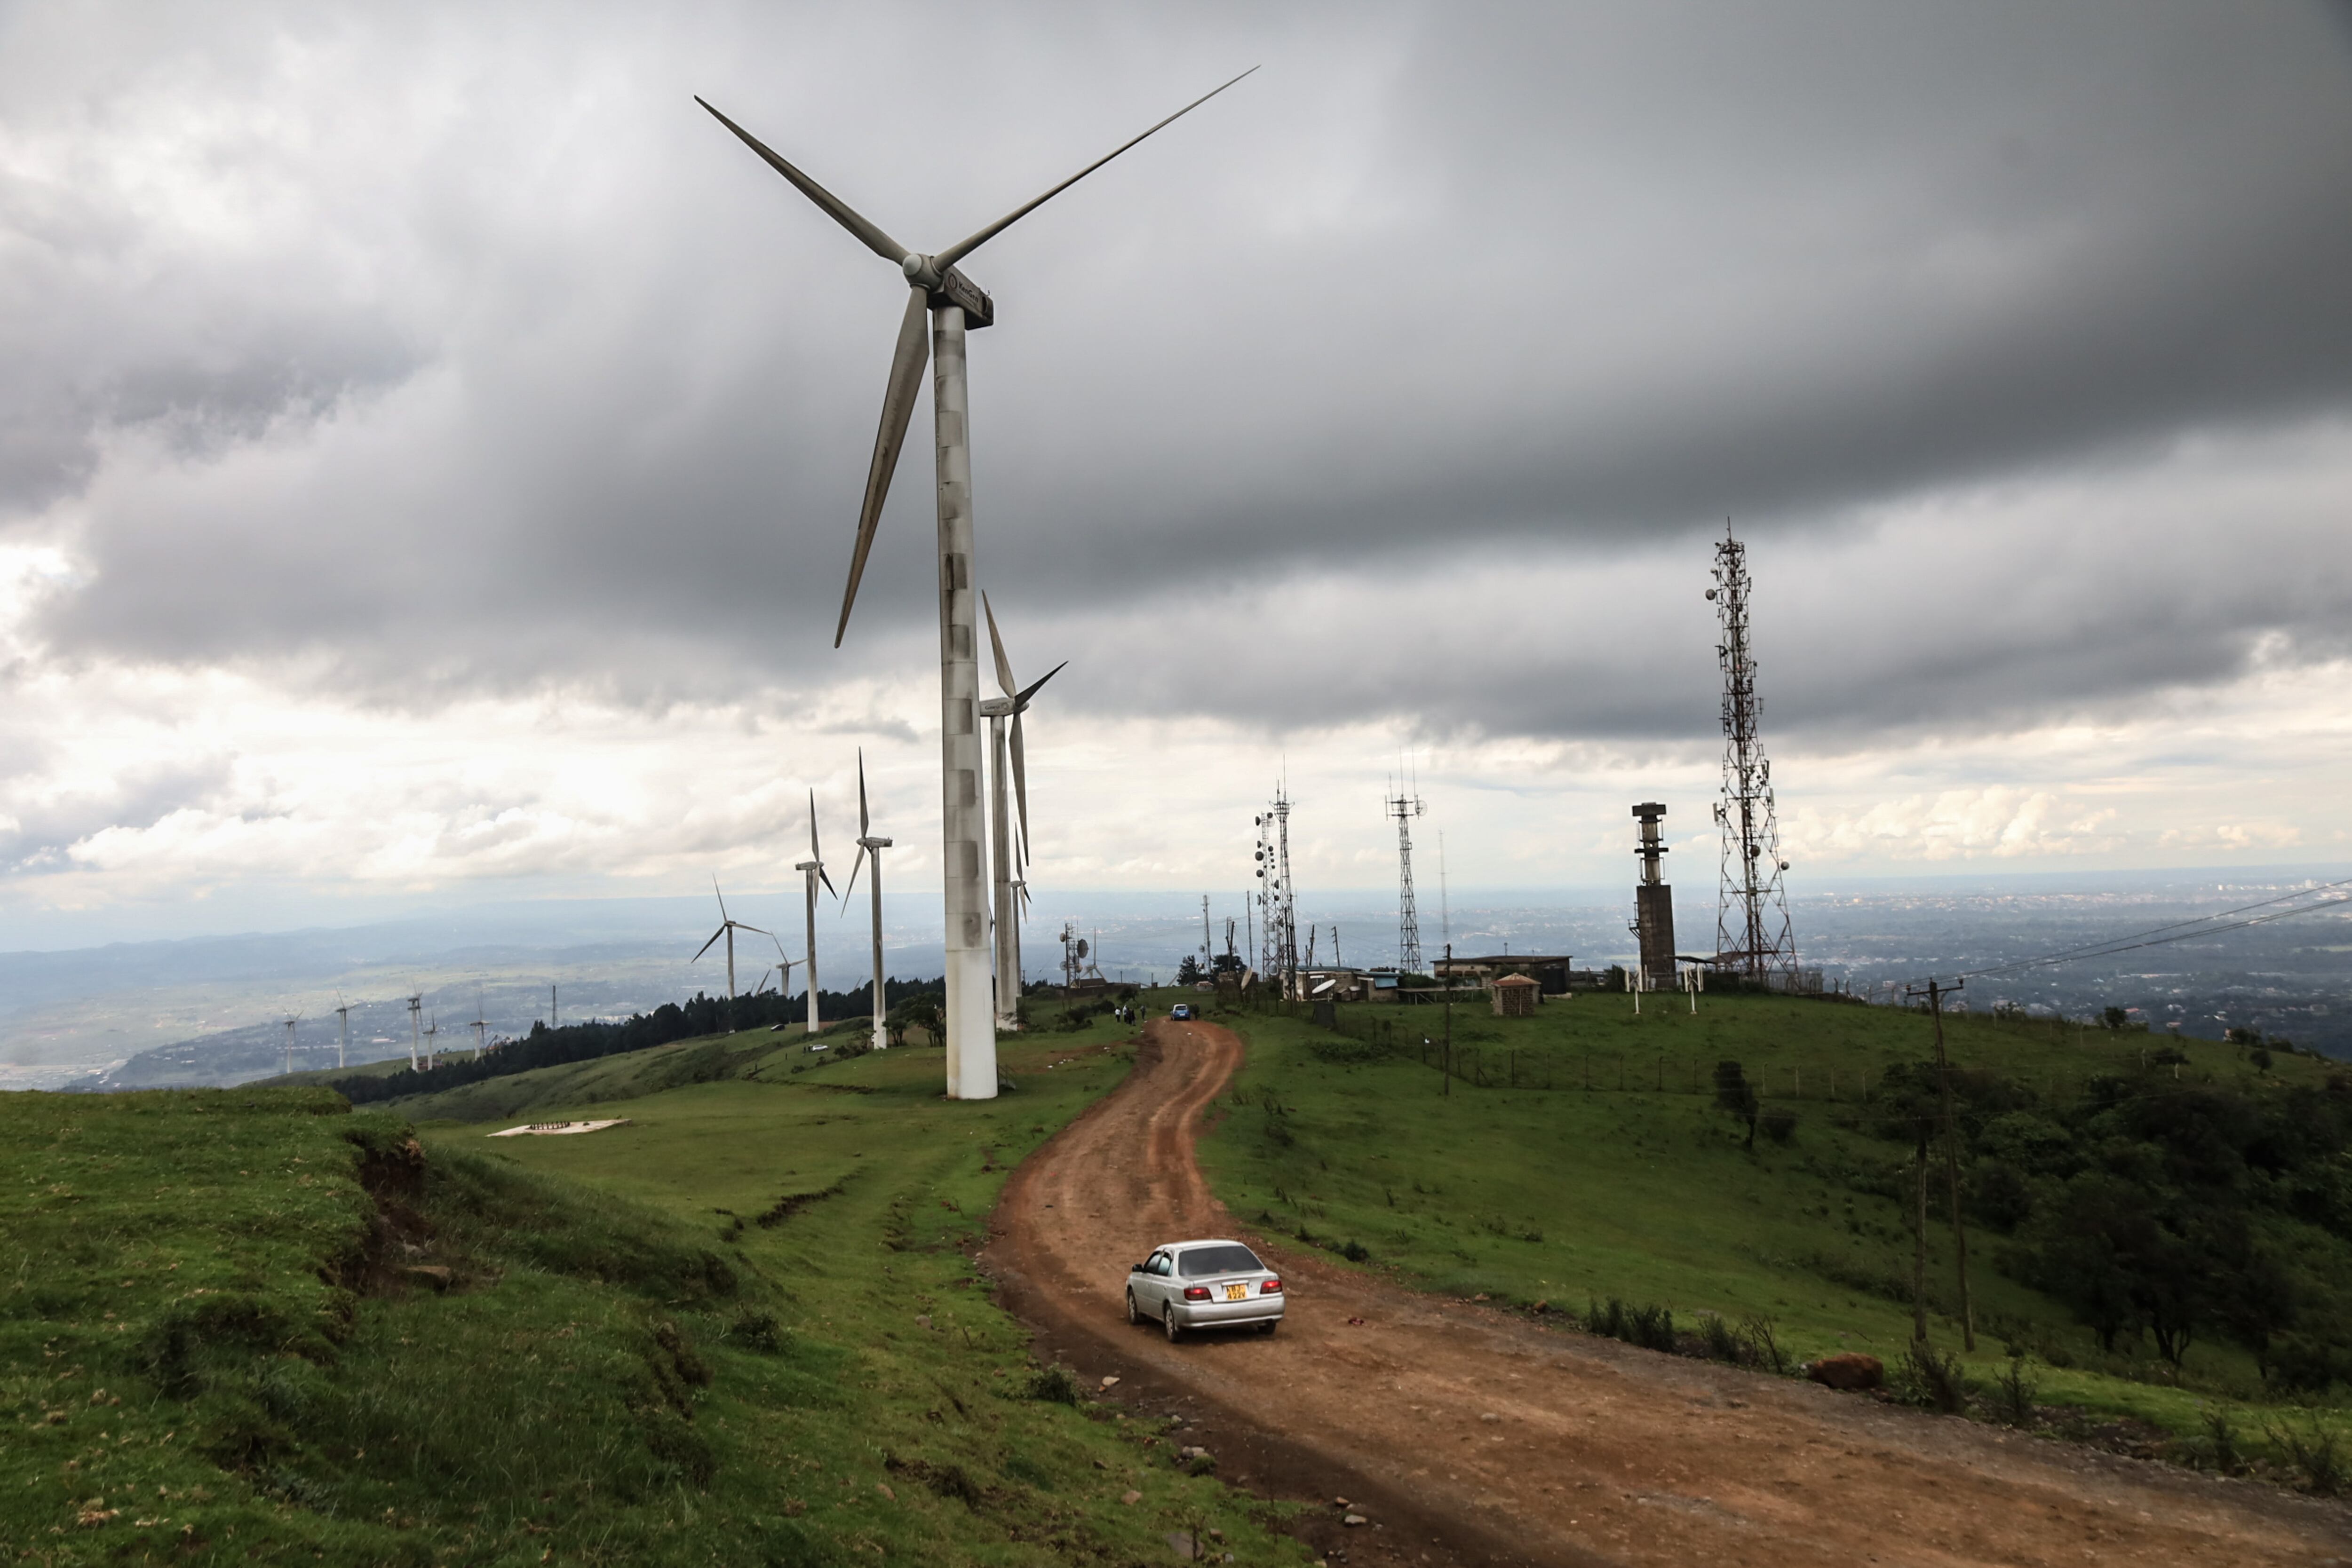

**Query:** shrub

left=1738, top=1314, right=1788, bottom=1374
left=726, top=1309, right=787, bottom=1354
left=1896, top=1341, right=1969, bottom=1413
left=1761, top=1109, right=1797, bottom=1145
left=2203, top=1410, right=2242, bottom=1475
left=1993, top=1353, right=2039, bottom=1426
left=1700, top=1313, right=1742, bottom=1362
left=2267, top=1416, right=2346, bottom=1496
left=1025, top=1362, right=1082, bottom=1405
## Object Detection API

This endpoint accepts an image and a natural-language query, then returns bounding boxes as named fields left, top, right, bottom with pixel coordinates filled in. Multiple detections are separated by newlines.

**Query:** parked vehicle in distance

left=1169, top=1003, right=1193, bottom=1021
left=1126, top=1239, right=1283, bottom=1340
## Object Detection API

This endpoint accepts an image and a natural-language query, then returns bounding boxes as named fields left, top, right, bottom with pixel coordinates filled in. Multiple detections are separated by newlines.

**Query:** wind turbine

left=405, top=992, right=423, bottom=1069
left=422, top=1012, right=440, bottom=1070
left=697, top=69, right=1254, bottom=1100
left=840, top=751, right=893, bottom=1053
left=470, top=986, right=489, bottom=1057
left=981, top=594, right=1065, bottom=1033
left=333, top=992, right=351, bottom=1070
left=281, top=1012, right=301, bottom=1077
left=693, top=880, right=771, bottom=1033
left=795, top=792, right=837, bottom=1037
left=764, top=930, right=799, bottom=1014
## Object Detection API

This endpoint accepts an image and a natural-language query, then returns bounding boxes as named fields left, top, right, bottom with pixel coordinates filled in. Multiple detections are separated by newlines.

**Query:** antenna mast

left=1387, top=773, right=1426, bottom=974
left=1254, top=785, right=1299, bottom=1000
left=1709, top=525, right=1797, bottom=982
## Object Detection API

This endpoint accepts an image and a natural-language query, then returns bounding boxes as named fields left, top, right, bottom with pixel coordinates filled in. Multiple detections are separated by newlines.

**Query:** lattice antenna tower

left=1253, top=785, right=1298, bottom=996
left=1386, top=765, right=1426, bottom=974
left=1708, top=524, right=1797, bottom=981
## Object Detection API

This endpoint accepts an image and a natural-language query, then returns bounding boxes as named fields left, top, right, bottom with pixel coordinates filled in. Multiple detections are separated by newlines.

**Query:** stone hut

left=1491, top=973, right=1542, bottom=1018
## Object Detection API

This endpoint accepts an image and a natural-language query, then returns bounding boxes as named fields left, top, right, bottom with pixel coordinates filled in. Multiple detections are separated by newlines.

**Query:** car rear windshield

left=1177, top=1244, right=1263, bottom=1278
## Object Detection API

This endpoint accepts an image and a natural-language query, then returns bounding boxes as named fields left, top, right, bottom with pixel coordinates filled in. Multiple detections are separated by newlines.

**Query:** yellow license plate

left=1223, top=1284, right=1248, bottom=1301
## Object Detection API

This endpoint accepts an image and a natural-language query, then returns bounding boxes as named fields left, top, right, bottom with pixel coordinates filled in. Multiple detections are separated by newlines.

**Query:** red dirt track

left=986, top=1019, right=2350, bottom=1567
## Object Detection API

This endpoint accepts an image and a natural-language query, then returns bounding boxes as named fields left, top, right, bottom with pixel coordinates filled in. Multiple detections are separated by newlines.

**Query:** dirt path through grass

left=987, top=1019, right=2349, bottom=1568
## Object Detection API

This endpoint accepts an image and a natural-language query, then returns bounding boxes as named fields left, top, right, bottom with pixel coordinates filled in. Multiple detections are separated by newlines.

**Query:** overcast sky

left=4, top=0, right=2352, bottom=945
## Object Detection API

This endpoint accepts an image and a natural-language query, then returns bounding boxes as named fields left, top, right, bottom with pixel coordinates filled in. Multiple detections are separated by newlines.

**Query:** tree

left=1176, top=955, right=1206, bottom=986
left=1713, top=1060, right=1759, bottom=1150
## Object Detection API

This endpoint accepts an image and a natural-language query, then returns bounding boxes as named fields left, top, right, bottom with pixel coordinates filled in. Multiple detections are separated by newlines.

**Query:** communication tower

left=1387, top=777, right=1426, bottom=974
left=1708, top=526, right=1798, bottom=982
left=1254, top=786, right=1299, bottom=998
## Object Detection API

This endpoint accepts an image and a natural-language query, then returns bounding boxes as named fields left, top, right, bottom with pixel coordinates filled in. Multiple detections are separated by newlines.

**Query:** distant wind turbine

left=405, top=992, right=423, bottom=1069
left=422, top=1012, right=440, bottom=1070
left=764, top=930, right=799, bottom=1014
left=470, top=986, right=489, bottom=1057
left=282, top=1012, right=301, bottom=1077
left=840, top=751, right=893, bottom=1053
left=795, top=792, right=837, bottom=1037
left=333, top=992, right=351, bottom=1070
left=696, top=67, right=1255, bottom=1099
left=692, top=879, right=771, bottom=1033
left=981, top=594, right=1064, bottom=1033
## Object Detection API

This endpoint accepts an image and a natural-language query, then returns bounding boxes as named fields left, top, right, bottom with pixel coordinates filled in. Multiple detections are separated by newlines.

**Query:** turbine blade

left=736, top=922, right=772, bottom=937
left=808, top=789, right=821, bottom=862
left=837, top=286, right=931, bottom=647
left=842, top=844, right=867, bottom=908
left=857, top=748, right=871, bottom=837
left=714, top=874, right=730, bottom=922
left=820, top=867, right=839, bottom=900
left=692, top=97, right=908, bottom=263
left=1010, top=708, right=1031, bottom=862
left=931, top=67, right=1258, bottom=269
left=1014, top=658, right=1066, bottom=707
left=692, top=926, right=727, bottom=963
left=982, top=591, right=1017, bottom=697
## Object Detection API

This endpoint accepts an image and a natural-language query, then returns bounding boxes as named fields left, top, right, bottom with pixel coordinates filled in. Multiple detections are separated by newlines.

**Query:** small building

left=1492, top=973, right=1543, bottom=1018
left=1434, top=954, right=1576, bottom=995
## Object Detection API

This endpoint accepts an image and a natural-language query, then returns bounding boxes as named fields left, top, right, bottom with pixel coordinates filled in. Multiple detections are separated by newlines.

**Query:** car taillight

left=1183, top=1286, right=1210, bottom=1300
left=1261, top=1278, right=1283, bottom=1294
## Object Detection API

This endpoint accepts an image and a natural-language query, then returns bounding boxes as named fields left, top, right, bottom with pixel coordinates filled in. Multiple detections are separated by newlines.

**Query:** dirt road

left=986, top=1019, right=2350, bottom=1567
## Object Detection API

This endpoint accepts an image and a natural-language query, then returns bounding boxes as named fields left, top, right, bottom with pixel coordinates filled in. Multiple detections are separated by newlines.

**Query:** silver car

left=1126, top=1239, right=1284, bottom=1340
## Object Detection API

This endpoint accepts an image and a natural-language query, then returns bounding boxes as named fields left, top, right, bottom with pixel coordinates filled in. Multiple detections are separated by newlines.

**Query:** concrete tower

left=1633, top=802, right=1677, bottom=989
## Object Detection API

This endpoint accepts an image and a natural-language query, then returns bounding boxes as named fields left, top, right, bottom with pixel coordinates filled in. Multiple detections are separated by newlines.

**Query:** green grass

left=3, top=1008, right=1313, bottom=1565
left=1192, top=987, right=2351, bottom=1464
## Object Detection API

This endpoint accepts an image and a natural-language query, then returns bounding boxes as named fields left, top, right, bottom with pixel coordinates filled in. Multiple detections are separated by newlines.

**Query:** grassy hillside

left=3, top=1013, right=1314, bottom=1564
left=1192, top=986, right=2352, bottom=1472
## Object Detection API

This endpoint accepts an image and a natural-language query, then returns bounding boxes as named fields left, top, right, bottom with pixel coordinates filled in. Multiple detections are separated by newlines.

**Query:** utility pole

left=1441, top=941, right=1454, bottom=1097
left=1906, top=977, right=1976, bottom=1350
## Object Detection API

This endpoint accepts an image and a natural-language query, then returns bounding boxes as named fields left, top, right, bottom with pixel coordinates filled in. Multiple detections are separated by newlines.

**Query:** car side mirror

left=1132, top=1262, right=1148, bottom=1274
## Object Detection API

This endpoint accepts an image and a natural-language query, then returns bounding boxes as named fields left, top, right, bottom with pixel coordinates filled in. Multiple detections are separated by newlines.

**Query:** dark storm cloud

left=8, top=1, right=2352, bottom=740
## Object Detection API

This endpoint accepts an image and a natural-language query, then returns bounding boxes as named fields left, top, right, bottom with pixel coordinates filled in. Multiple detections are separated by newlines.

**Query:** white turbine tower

left=839, top=752, right=893, bottom=1053
left=981, top=594, right=1064, bottom=1033
left=281, top=1013, right=301, bottom=1077
left=697, top=69, right=1253, bottom=1100
left=405, top=992, right=423, bottom=1069
left=333, top=992, right=351, bottom=1070
left=422, top=1013, right=440, bottom=1070
left=763, top=931, right=799, bottom=1011
left=795, top=792, right=837, bottom=1037
left=470, top=986, right=489, bottom=1057
left=692, top=880, right=771, bottom=1033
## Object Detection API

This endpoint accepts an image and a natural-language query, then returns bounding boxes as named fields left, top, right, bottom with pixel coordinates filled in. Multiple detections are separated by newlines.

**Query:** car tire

left=1126, top=1291, right=1144, bottom=1326
left=1259, top=1319, right=1278, bottom=1336
left=1163, top=1304, right=1183, bottom=1343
